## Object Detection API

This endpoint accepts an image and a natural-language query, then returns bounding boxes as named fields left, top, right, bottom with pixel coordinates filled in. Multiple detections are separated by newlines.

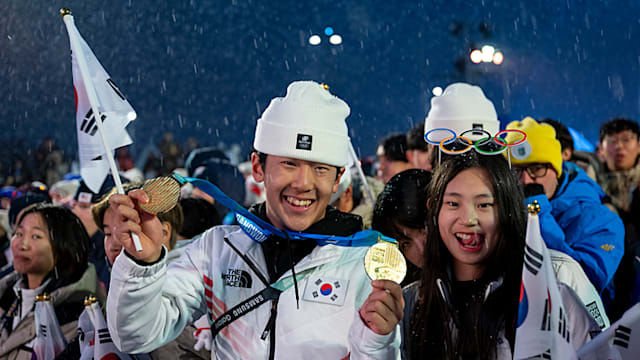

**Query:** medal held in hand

left=137, top=176, right=183, bottom=215
left=364, top=240, right=407, bottom=284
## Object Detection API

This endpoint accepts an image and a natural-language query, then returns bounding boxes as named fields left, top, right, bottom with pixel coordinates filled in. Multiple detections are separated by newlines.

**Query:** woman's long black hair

left=17, top=203, right=90, bottom=292
left=409, top=151, right=526, bottom=359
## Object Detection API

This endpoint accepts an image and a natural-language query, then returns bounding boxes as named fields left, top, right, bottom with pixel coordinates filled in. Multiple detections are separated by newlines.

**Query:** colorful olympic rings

left=425, top=128, right=456, bottom=145
left=425, top=127, right=528, bottom=156
left=459, top=128, right=492, bottom=144
left=473, top=137, right=508, bottom=155
left=494, top=129, right=527, bottom=146
left=439, top=136, right=473, bottom=155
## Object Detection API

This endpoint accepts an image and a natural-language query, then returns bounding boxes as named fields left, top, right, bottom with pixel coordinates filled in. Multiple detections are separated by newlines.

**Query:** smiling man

left=505, top=117, right=624, bottom=294
left=105, top=81, right=403, bottom=359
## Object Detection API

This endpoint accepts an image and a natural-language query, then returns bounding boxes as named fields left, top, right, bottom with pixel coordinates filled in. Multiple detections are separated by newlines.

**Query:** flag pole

left=61, top=9, right=143, bottom=252
left=348, top=141, right=375, bottom=207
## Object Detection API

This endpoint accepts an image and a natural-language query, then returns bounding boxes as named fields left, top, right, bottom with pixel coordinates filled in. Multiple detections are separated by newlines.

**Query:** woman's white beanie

left=424, top=83, right=499, bottom=143
left=254, top=81, right=350, bottom=167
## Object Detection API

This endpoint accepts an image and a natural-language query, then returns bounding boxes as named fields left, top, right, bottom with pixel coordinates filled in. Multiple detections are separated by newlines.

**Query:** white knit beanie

left=424, top=83, right=499, bottom=143
left=254, top=81, right=350, bottom=167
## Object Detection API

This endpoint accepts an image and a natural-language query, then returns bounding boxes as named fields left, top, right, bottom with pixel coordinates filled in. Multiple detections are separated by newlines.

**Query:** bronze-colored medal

left=364, top=241, right=407, bottom=284
left=138, top=176, right=182, bottom=215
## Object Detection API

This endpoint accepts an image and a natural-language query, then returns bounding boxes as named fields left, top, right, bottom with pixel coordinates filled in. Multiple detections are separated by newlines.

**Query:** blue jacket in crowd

left=525, top=162, right=624, bottom=292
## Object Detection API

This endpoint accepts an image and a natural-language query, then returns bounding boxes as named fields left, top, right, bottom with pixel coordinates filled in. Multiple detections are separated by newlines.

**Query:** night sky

left=1, top=0, right=638, bottom=163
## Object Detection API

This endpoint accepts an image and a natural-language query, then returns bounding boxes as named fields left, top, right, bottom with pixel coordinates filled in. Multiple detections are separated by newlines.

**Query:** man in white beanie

left=105, top=81, right=403, bottom=359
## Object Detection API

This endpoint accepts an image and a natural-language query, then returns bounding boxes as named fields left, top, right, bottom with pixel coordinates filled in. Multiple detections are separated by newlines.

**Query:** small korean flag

left=303, top=276, right=349, bottom=306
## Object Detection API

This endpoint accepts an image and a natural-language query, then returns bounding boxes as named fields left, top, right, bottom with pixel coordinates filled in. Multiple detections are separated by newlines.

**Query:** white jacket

left=107, top=225, right=400, bottom=359
left=549, top=249, right=610, bottom=330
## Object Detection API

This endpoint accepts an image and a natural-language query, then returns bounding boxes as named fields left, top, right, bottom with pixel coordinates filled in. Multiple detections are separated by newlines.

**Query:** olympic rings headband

left=425, top=128, right=527, bottom=156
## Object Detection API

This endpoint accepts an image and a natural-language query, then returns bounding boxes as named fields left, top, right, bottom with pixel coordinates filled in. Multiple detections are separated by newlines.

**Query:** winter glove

left=193, top=327, right=212, bottom=351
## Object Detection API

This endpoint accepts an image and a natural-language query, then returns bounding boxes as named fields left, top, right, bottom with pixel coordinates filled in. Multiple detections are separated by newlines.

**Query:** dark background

left=1, top=0, right=638, bottom=161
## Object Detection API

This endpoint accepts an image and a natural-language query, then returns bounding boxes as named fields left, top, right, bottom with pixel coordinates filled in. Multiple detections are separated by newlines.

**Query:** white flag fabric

left=514, top=212, right=577, bottom=359
left=90, top=302, right=131, bottom=360
left=63, top=15, right=136, bottom=192
left=577, top=303, right=640, bottom=360
left=77, top=306, right=96, bottom=360
left=33, top=299, right=68, bottom=360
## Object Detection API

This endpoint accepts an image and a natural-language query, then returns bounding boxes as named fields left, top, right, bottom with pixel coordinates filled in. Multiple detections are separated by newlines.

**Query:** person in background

left=3, top=190, right=52, bottom=271
left=92, top=183, right=184, bottom=267
left=48, top=179, right=79, bottom=208
left=71, top=176, right=122, bottom=290
left=84, top=183, right=209, bottom=359
left=330, top=167, right=379, bottom=229
left=595, top=118, right=640, bottom=220
left=0, top=187, right=15, bottom=210
left=405, top=124, right=434, bottom=172
left=504, top=117, right=624, bottom=294
left=376, top=134, right=412, bottom=184
left=540, top=118, right=601, bottom=181
left=540, top=119, right=574, bottom=162
left=178, top=197, right=222, bottom=241
left=0, top=204, right=105, bottom=360
left=373, top=169, right=431, bottom=286
left=594, top=118, right=640, bottom=321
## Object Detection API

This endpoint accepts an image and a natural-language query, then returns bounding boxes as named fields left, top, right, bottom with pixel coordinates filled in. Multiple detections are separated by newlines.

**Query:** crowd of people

left=0, top=80, right=638, bottom=359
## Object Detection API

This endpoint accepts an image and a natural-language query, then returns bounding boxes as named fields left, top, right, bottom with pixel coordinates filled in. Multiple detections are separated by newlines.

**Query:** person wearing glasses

left=594, top=118, right=640, bottom=321
left=595, top=118, right=640, bottom=220
left=504, top=117, right=624, bottom=298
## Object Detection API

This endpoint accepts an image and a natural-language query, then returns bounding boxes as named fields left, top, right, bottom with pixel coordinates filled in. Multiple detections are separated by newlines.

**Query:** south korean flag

left=578, top=303, right=640, bottom=360
left=303, top=276, right=349, bottom=306
left=514, top=211, right=577, bottom=359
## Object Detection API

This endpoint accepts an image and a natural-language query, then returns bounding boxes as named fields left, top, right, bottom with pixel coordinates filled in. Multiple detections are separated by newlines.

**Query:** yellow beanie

left=503, top=117, right=562, bottom=178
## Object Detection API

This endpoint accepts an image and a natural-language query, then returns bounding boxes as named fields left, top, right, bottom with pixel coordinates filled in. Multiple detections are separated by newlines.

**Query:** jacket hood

left=552, top=162, right=605, bottom=212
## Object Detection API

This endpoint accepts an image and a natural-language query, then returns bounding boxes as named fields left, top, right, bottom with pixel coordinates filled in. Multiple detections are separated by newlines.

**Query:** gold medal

left=364, top=240, right=407, bottom=284
left=138, top=176, right=182, bottom=215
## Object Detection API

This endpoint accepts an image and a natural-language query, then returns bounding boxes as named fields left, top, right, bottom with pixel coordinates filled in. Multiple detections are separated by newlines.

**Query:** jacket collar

left=436, top=275, right=504, bottom=306
left=249, top=202, right=363, bottom=237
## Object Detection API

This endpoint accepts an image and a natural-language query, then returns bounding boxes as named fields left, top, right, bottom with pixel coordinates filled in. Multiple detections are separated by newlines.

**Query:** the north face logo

left=296, top=134, right=312, bottom=150
left=221, top=269, right=252, bottom=288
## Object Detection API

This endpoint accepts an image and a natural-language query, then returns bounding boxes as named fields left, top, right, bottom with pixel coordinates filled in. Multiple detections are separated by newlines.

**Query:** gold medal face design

left=138, top=176, right=181, bottom=215
left=364, top=241, right=407, bottom=284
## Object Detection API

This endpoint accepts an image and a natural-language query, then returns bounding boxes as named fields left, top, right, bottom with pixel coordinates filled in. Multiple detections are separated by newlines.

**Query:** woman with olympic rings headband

left=400, top=151, right=600, bottom=359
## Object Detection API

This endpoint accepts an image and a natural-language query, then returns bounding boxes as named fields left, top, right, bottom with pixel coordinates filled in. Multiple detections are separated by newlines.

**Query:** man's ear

left=252, top=152, right=265, bottom=183
left=405, top=150, right=415, bottom=164
left=161, top=221, right=171, bottom=248
left=332, top=167, right=345, bottom=193
left=341, top=184, right=353, bottom=202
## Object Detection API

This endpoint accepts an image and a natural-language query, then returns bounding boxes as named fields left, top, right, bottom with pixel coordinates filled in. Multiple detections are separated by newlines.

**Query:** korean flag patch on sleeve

left=303, top=276, right=349, bottom=306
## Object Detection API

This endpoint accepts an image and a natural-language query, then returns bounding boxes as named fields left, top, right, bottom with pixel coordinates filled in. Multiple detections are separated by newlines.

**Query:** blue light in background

left=324, top=27, right=334, bottom=36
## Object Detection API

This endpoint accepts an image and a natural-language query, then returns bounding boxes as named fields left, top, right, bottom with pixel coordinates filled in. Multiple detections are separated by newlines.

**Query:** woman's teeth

left=456, top=233, right=482, bottom=247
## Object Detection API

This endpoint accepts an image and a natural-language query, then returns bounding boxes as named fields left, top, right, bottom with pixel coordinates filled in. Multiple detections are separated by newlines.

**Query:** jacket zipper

left=261, top=297, right=279, bottom=360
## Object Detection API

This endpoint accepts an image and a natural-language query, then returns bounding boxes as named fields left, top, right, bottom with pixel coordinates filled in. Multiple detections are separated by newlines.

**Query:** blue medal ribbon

left=174, top=173, right=394, bottom=247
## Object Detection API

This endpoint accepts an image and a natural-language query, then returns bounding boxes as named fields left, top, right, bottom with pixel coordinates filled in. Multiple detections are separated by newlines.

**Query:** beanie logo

left=512, top=141, right=532, bottom=160
left=296, top=134, right=313, bottom=151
